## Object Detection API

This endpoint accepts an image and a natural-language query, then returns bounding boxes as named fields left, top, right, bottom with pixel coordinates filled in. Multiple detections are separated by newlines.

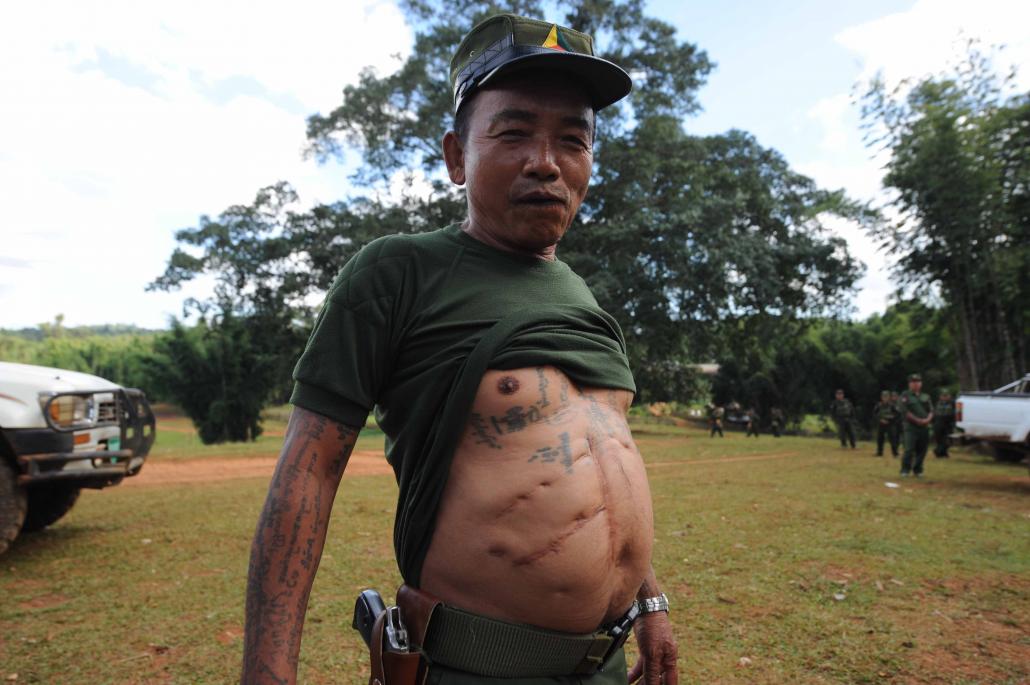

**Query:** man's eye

left=563, top=136, right=589, bottom=149
left=499, top=129, right=528, bottom=138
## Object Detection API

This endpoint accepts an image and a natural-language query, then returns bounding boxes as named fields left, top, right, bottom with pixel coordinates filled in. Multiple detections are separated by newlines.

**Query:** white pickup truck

left=956, top=373, right=1030, bottom=463
left=0, top=362, right=156, bottom=554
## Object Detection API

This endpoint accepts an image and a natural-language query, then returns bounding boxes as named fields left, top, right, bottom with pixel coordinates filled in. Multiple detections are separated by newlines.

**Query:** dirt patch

left=18, top=593, right=69, bottom=610
left=214, top=623, right=243, bottom=646
left=898, top=573, right=1030, bottom=684
left=126, top=450, right=391, bottom=487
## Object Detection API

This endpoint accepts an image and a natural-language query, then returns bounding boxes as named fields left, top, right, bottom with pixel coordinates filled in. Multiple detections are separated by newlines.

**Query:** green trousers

left=902, top=427, right=930, bottom=474
left=427, top=649, right=627, bottom=685
left=933, top=420, right=953, bottom=456
left=876, top=422, right=897, bottom=456
left=835, top=419, right=855, bottom=447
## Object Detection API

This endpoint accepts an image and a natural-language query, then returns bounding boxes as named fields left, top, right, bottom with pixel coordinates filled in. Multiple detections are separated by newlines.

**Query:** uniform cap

left=880, top=390, right=890, bottom=398
left=449, top=13, right=632, bottom=113
left=908, top=373, right=922, bottom=381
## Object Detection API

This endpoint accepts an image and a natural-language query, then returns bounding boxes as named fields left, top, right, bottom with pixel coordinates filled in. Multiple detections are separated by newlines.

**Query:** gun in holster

left=353, top=587, right=440, bottom=685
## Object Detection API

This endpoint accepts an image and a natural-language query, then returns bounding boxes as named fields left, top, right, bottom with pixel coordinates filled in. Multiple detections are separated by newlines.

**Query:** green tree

left=148, top=314, right=280, bottom=444
left=158, top=0, right=868, bottom=407
left=859, top=44, right=1029, bottom=389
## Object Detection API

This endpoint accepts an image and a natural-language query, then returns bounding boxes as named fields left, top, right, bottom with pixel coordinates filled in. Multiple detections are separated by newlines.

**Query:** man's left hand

left=628, top=612, right=678, bottom=684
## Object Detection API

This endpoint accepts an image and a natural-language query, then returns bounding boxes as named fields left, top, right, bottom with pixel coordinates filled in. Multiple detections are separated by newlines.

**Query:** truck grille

left=97, top=398, right=118, bottom=423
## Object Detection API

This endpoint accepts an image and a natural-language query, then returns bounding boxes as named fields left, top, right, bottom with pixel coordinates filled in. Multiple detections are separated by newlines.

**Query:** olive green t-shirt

left=899, top=390, right=932, bottom=429
left=290, top=224, right=636, bottom=585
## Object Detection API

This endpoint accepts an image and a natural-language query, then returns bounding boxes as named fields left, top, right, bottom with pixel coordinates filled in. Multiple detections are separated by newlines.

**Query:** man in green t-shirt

left=242, top=14, right=676, bottom=685
left=933, top=389, right=956, bottom=458
left=830, top=389, right=857, bottom=448
left=745, top=407, right=759, bottom=437
left=899, top=373, right=934, bottom=477
left=709, top=403, right=725, bottom=437
left=889, top=390, right=902, bottom=457
left=872, top=390, right=899, bottom=457
left=770, top=407, right=785, bottom=437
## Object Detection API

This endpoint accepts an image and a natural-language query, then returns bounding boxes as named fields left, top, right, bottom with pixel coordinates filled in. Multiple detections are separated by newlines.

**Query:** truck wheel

left=992, top=444, right=1027, bottom=464
left=0, top=460, right=27, bottom=555
left=21, top=485, right=81, bottom=533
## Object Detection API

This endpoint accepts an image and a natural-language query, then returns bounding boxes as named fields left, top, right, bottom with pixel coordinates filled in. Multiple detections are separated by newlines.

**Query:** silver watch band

left=636, top=592, right=669, bottom=614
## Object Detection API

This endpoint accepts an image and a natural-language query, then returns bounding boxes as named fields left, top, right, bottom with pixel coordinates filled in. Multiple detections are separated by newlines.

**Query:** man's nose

left=522, top=138, right=560, bottom=181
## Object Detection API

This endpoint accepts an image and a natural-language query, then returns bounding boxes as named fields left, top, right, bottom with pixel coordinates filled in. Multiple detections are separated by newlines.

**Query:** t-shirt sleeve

left=290, top=237, right=408, bottom=427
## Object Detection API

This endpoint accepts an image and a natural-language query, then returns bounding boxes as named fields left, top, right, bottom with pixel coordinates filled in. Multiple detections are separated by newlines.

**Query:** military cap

left=880, top=390, right=890, bottom=398
left=908, top=373, right=922, bottom=381
left=449, top=13, right=632, bottom=113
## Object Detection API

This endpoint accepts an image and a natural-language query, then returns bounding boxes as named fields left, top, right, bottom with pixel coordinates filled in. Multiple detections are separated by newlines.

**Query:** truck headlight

left=48, top=395, right=89, bottom=427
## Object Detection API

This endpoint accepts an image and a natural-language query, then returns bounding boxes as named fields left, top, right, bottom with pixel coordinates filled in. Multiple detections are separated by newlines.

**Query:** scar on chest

left=497, top=376, right=520, bottom=395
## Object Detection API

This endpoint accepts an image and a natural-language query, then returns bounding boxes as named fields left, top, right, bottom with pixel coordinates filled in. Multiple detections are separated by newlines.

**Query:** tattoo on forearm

left=242, top=411, right=357, bottom=683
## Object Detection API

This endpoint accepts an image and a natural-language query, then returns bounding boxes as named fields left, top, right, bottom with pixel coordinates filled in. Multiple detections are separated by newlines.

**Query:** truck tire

left=21, top=485, right=81, bottom=533
left=992, top=444, right=1027, bottom=464
left=0, top=460, right=27, bottom=555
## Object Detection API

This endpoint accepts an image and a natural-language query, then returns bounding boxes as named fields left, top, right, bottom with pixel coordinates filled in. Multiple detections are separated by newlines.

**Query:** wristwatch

left=636, top=592, right=670, bottom=614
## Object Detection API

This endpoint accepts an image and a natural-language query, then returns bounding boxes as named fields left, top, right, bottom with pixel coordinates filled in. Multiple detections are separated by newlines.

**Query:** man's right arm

left=241, top=406, right=361, bottom=684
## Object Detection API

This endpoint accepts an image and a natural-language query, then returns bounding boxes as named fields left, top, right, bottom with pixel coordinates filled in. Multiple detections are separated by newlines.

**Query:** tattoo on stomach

left=527, top=431, right=574, bottom=473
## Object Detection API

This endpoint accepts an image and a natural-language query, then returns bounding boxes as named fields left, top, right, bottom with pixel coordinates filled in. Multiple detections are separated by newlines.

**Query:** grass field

left=1, top=412, right=1027, bottom=684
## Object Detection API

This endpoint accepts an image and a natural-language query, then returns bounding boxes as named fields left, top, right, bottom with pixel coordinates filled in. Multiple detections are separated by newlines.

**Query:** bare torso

left=420, top=366, right=653, bottom=633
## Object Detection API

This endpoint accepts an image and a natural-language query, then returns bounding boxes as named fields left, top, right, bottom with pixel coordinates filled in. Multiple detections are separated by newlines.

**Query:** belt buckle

left=575, top=602, right=640, bottom=674
left=603, top=602, right=640, bottom=666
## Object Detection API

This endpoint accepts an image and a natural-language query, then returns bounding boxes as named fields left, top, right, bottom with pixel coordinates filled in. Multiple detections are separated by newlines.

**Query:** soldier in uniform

left=873, top=390, right=899, bottom=457
left=899, top=373, right=934, bottom=477
left=745, top=407, right=759, bottom=437
left=933, top=389, right=955, bottom=458
left=889, top=391, right=902, bottom=458
left=709, top=403, right=725, bottom=437
left=830, top=389, right=856, bottom=448
left=769, top=407, right=784, bottom=438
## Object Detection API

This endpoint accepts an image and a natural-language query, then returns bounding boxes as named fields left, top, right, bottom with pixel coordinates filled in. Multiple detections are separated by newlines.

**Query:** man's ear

left=442, top=131, right=466, bottom=185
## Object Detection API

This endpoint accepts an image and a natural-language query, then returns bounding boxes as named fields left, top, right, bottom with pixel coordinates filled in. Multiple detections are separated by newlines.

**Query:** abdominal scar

left=511, top=504, right=607, bottom=566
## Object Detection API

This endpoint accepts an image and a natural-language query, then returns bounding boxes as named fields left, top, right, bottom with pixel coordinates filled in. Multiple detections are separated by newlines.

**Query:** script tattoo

left=527, top=432, right=574, bottom=473
left=242, top=409, right=358, bottom=684
left=536, top=367, right=550, bottom=407
left=469, top=412, right=503, bottom=449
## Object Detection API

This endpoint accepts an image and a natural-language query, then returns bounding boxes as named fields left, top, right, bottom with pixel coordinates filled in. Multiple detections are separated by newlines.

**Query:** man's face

left=444, top=72, right=594, bottom=253
left=909, top=380, right=922, bottom=393
left=835, top=391, right=844, bottom=400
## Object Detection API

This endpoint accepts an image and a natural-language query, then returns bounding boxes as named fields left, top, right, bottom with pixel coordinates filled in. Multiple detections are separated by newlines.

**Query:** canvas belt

left=398, top=585, right=636, bottom=678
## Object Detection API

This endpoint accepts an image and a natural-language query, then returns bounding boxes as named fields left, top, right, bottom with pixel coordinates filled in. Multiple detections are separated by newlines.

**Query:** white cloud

left=836, top=0, right=1030, bottom=90
left=795, top=0, right=1029, bottom=319
left=0, top=1, right=411, bottom=329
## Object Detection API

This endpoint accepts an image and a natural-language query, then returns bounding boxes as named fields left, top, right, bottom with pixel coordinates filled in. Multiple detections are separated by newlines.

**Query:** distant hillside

left=1, top=323, right=162, bottom=341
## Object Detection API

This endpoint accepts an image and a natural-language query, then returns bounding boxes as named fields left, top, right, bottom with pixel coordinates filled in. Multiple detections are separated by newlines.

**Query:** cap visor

left=478, top=51, right=632, bottom=110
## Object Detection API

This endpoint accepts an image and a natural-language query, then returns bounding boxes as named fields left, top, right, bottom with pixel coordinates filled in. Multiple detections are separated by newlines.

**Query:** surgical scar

left=497, top=376, right=520, bottom=395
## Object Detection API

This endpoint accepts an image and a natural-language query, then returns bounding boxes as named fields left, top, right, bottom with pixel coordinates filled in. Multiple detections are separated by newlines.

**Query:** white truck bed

left=957, top=374, right=1030, bottom=461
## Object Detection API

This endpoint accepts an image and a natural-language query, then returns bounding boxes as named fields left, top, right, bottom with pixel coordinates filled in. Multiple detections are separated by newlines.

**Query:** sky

left=1, top=0, right=1028, bottom=330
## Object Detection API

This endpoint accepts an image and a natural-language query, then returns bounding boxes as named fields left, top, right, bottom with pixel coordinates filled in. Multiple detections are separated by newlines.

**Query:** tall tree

left=157, top=0, right=868, bottom=406
left=860, top=44, right=1029, bottom=389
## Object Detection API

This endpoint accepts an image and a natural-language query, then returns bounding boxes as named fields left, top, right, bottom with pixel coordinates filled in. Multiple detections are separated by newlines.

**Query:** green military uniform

left=830, top=394, right=856, bottom=448
left=873, top=391, right=900, bottom=457
left=745, top=408, right=759, bottom=437
left=933, top=393, right=955, bottom=458
left=889, top=392, right=902, bottom=458
left=769, top=408, right=784, bottom=438
left=709, top=405, right=725, bottom=437
left=899, top=379, right=933, bottom=476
